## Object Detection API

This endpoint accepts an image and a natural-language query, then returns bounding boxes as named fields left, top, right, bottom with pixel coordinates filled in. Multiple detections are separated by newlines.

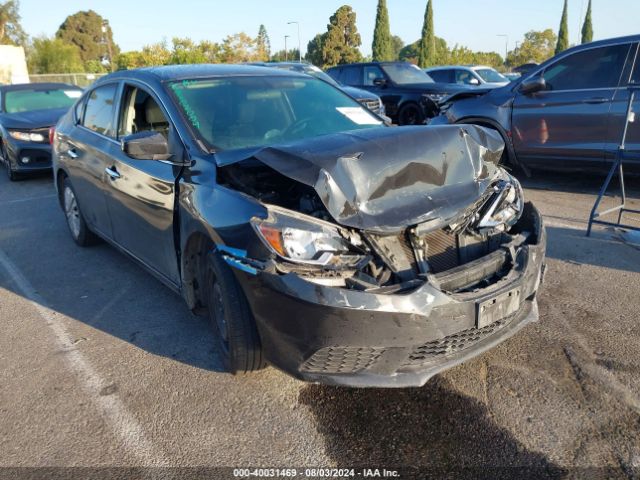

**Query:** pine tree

left=581, top=0, right=593, bottom=44
left=418, top=0, right=435, bottom=67
left=256, top=24, right=271, bottom=61
left=321, top=6, right=362, bottom=67
left=372, top=0, right=393, bottom=61
left=555, top=0, right=569, bottom=54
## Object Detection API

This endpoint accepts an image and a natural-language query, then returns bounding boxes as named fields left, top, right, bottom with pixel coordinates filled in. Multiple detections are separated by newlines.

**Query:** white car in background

left=425, top=65, right=510, bottom=88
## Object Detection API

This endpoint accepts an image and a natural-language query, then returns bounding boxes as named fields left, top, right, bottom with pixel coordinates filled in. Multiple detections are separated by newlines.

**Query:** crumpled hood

left=0, top=107, right=69, bottom=129
left=216, top=125, right=504, bottom=232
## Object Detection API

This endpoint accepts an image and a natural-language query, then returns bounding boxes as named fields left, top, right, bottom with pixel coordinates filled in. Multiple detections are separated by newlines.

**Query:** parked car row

left=431, top=34, right=640, bottom=172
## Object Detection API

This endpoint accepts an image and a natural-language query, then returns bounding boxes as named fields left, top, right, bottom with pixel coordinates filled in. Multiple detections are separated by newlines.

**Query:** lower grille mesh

left=402, top=314, right=516, bottom=367
left=301, top=346, right=385, bottom=374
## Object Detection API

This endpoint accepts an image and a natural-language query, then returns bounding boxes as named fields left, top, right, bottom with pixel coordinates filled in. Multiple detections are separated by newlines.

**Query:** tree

left=418, top=0, right=435, bottom=67
left=0, top=0, right=26, bottom=45
left=271, top=49, right=300, bottom=62
left=391, top=35, right=404, bottom=61
left=400, top=36, right=447, bottom=65
left=56, top=10, right=120, bottom=68
left=321, top=5, right=362, bottom=68
left=372, top=0, right=393, bottom=61
left=581, top=0, right=593, bottom=44
left=27, top=37, right=84, bottom=73
left=219, top=32, right=256, bottom=63
left=255, top=24, right=271, bottom=62
left=170, top=38, right=220, bottom=64
left=507, top=29, right=557, bottom=67
left=555, top=0, right=569, bottom=54
left=305, top=33, right=325, bottom=66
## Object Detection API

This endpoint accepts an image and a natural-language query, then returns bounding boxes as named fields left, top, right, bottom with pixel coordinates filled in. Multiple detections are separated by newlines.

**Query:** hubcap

left=63, top=187, right=81, bottom=238
left=212, top=283, right=229, bottom=346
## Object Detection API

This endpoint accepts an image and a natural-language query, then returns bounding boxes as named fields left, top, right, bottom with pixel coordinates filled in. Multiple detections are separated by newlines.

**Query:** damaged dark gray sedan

left=52, top=65, right=546, bottom=387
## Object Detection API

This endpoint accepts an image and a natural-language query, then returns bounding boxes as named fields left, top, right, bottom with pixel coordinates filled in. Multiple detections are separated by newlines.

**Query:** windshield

left=304, top=67, right=341, bottom=87
left=382, top=64, right=434, bottom=84
left=474, top=68, right=508, bottom=83
left=4, top=88, right=82, bottom=113
left=169, top=76, right=383, bottom=151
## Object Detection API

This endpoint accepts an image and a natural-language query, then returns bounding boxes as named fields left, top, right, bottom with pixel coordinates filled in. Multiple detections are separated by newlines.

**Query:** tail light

left=48, top=127, right=55, bottom=145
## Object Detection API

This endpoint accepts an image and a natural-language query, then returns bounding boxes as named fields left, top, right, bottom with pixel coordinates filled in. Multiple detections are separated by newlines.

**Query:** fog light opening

left=21, top=157, right=30, bottom=164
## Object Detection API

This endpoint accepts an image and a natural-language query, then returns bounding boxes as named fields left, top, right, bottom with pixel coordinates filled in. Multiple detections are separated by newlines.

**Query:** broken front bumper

left=237, top=207, right=546, bottom=388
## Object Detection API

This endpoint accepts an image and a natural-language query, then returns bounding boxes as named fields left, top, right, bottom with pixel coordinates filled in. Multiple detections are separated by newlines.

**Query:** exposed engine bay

left=217, top=124, right=535, bottom=295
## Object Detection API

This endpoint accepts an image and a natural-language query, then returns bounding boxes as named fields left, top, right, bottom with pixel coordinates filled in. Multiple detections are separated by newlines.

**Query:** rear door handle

left=105, top=166, right=121, bottom=180
left=583, top=97, right=609, bottom=104
left=67, top=149, right=78, bottom=159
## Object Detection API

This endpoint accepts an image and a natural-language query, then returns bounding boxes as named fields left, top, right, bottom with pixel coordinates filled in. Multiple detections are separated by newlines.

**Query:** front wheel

left=203, top=251, right=266, bottom=374
left=62, top=177, right=100, bottom=246
left=397, top=103, right=425, bottom=126
left=2, top=148, right=18, bottom=181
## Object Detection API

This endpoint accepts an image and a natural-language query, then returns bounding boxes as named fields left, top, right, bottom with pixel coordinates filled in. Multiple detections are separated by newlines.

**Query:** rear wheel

left=62, top=177, right=100, bottom=246
left=203, top=251, right=265, bottom=374
left=397, top=103, right=425, bottom=126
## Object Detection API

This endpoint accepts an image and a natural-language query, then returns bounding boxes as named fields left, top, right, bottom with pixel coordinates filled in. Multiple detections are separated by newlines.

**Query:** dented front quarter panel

left=214, top=125, right=505, bottom=232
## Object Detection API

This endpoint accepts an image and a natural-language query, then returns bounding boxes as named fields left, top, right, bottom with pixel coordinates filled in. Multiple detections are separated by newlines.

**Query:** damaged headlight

left=251, top=205, right=366, bottom=268
left=475, top=177, right=524, bottom=233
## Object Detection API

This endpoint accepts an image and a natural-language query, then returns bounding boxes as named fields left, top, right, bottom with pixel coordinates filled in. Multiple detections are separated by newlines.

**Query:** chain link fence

left=29, top=73, right=108, bottom=88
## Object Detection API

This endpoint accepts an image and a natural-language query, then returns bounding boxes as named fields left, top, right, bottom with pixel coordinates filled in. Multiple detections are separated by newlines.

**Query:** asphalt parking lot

left=0, top=168, right=639, bottom=479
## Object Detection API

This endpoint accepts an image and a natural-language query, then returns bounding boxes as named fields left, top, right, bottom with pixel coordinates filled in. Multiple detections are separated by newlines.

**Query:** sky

left=18, top=0, right=640, bottom=58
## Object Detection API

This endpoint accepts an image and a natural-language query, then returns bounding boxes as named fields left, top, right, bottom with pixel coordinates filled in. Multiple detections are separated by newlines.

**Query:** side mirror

left=121, top=131, right=171, bottom=161
left=519, top=76, right=546, bottom=95
left=373, top=77, right=387, bottom=87
left=468, top=77, right=480, bottom=86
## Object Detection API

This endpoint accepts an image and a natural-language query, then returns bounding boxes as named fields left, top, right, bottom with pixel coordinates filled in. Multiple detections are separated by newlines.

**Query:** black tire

left=2, top=147, right=18, bottom=181
left=61, top=177, right=100, bottom=247
left=397, top=103, right=425, bottom=126
left=203, top=251, right=265, bottom=374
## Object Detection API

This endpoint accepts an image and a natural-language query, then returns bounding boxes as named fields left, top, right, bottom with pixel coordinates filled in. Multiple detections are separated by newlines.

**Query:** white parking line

left=0, top=248, right=170, bottom=469
left=1, top=194, right=58, bottom=205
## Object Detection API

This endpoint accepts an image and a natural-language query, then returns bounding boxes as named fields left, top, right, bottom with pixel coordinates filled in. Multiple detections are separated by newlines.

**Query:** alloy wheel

left=63, top=186, right=81, bottom=239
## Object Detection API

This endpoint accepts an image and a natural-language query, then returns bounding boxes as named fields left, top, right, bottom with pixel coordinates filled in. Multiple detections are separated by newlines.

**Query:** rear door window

left=82, top=83, right=118, bottom=137
left=342, top=66, right=362, bottom=86
left=542, top=44, right=631, bottom=91
left=631, top=51, right=640, bottom=84
left=429, top=70, right=452, bottom=83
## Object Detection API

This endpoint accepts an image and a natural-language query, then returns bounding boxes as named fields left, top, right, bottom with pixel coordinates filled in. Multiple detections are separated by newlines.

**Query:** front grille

left=402, top=314, right=516, bottom=367
left=358, top=99, right=381, bottom=114
left=301, top=346, right=385, bottom=374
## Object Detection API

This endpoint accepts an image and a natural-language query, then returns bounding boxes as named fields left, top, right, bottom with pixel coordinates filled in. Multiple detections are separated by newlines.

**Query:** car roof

left=425, top=65, right=495, bottom=71
left=327, top=61, right=414, bottom=69
left=0, top=82, right=81, bottom=92
left=95, top=64, right=308, bottom=86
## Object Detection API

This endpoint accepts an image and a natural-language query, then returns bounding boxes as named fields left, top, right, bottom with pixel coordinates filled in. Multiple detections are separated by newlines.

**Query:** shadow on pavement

left=519, top=169, right=640, bottom=197
left=299, top=376, right=565, bottom=479
left=545, top=226, right=640, bottom=273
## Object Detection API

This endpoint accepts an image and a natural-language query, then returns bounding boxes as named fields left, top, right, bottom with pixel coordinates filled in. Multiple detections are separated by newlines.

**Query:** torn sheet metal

left=215, top=125, right=504, bottom=232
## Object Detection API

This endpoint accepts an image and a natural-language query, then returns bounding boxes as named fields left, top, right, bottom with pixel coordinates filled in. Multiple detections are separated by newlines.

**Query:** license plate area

left=476, top=288, right=521, bottom=328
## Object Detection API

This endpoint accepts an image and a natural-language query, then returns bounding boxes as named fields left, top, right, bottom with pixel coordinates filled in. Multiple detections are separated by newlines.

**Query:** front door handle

left=105, top=166, right=121, bottom=180
left=582, top=97, right=609, bottom=104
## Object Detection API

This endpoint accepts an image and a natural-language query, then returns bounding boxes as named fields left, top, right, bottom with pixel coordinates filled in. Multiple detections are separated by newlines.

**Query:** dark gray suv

left=431, top=35, right=640, bottom=171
